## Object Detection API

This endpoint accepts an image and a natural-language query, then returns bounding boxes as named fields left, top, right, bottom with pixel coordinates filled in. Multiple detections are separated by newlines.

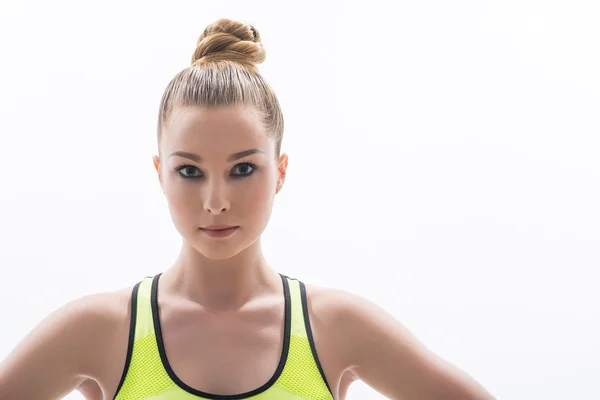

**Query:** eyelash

left=174, top=162, right=259, bottom=179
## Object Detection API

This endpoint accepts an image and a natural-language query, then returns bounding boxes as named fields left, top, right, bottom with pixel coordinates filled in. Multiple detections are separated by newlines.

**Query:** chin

left=196, top=247, right=241, bottom=260
left=193, top=238, right=257, bottom=261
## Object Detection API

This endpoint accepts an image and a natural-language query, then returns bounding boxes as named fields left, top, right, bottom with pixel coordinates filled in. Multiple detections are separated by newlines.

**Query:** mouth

left=202, top=225, right=238, bottom=231
left=199, top=225, right=239, bottom=238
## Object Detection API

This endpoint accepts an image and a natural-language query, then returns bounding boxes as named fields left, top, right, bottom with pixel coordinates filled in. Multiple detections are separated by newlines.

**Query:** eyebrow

left=169, top=148, right=264, bottom=163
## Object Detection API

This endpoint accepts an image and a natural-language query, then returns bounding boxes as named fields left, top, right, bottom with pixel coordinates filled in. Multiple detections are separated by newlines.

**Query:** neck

left=160, top=238, right=281, bottom=311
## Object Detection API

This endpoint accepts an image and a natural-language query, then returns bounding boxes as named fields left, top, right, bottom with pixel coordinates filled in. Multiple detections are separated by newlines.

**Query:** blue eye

left=175, top=164, right=203, bottom=179
left=174, top=163, right=258, bottom=179
left=231, top=163, right=258, bottom=177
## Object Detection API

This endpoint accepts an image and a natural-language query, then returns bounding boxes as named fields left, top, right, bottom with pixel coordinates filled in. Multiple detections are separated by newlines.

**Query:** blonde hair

left=157, top=18, right=284, bottom=156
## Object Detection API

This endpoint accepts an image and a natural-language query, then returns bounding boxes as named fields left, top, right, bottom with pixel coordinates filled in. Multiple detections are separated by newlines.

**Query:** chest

left=158, top=299, right=286, bottom=395
left=98, top=281, right=353, bottom=400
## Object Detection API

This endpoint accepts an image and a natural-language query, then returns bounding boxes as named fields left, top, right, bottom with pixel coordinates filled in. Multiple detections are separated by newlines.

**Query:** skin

left=0, top=105, right=497, bottom=400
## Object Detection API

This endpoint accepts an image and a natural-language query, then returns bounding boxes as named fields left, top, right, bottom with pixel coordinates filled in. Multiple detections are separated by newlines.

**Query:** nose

left=203, top=179, right=230, bottom=215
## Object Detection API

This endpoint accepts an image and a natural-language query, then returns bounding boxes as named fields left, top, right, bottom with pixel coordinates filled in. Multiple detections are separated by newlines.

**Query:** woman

left=0, top=18, right=496, bottom=400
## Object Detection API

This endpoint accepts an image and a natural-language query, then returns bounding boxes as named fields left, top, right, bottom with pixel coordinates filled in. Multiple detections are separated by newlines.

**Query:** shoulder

left=302, top=281, right=385, bottom=334
left=300, top=282, right=369, bottom=377
left=302, top=282, right=364, bottom=329
left=0, top=283, right=136, bottom=400
left=65, top=285, right=135, bottom=381
left=65, top=285, right=133, bottom=327
left=57, top=285, right=134, bottom=360
left=302, top=281, right=496, bottom=399
left=27, top=284, right=134, bottom=360
left=302, top=281, right=425, bottom=372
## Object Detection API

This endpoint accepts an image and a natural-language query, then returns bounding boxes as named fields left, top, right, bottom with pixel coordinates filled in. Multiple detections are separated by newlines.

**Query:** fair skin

left=0, top=105, right=496, bottom=400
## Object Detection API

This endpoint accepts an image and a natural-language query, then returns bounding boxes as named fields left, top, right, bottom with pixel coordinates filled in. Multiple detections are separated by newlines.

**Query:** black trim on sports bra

left=299, top=280, right=335, bottom=398
left=112, top=281, right=141, bottom=400
left=150, top=273, right=292, bottom=399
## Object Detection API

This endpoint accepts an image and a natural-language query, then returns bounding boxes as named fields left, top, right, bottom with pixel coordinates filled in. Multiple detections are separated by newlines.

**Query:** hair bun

left=192, top=18, right=266, bottom=67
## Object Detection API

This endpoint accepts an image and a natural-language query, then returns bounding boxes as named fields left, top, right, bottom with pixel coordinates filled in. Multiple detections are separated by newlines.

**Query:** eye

left=175, top=164, right=203, bottom=179
left=231, top=162, right=258, bottom=177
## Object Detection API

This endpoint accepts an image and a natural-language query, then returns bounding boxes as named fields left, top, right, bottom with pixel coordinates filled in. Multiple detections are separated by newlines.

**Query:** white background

left=1, top=1, right=599, bottom=399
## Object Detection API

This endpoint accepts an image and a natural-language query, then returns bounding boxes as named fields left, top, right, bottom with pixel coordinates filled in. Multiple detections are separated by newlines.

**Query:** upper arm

left=0, top=293, right=121, bottom=400
left=333, top=291, right=496, bottom=400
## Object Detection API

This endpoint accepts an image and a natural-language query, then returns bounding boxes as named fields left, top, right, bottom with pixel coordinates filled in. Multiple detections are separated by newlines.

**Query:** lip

left=199, top=225, right=239, bottom=239
left=202, top=225, right=238, bottom=231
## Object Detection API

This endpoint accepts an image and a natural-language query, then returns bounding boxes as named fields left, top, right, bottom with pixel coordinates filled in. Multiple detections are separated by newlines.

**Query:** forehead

left=161, top=106, right=270, bottom=155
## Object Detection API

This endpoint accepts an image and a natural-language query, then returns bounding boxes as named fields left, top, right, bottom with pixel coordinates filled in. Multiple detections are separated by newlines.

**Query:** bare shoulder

left=302, top=282, right=496, bottom=400
left=302, top=282, right=362, bottom=336
left=0, top=284, right=134, bottom=400
left=301, top=282, right=385, bottom=370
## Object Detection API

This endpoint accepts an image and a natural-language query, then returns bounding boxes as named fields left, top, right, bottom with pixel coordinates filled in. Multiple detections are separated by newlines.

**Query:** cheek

left=242, top=178, right=275, bottom=220
left=169, top=191, right=192, bottom=214
left=164, top=180, right=199, bottom=222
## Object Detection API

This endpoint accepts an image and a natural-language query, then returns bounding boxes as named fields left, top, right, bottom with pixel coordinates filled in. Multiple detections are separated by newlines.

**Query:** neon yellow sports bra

left=113, top=273, right=335, bottom=400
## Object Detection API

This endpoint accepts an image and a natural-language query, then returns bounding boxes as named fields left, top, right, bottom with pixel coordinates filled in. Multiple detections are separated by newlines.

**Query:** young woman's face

left=154, top=106, right=287, bottom=259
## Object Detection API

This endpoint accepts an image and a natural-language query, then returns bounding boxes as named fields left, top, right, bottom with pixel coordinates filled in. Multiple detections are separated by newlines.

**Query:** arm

left=0, top=293, right=117, bottom=400
left=334, top=291, right=496, bottom=400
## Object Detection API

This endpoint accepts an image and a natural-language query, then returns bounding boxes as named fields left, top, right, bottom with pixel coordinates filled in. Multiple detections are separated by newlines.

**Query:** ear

left=276, top=153, right=289, bottom=194
left=152, top=155, right=163, bottom=190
